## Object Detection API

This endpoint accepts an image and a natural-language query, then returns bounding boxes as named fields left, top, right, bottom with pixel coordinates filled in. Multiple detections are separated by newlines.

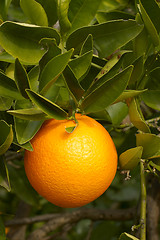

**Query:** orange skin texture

left=24, top=114, right=117, bottom=208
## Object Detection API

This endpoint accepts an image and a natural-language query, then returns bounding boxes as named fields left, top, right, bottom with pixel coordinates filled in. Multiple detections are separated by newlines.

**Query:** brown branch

left=26, top=207, right=136, bottom=240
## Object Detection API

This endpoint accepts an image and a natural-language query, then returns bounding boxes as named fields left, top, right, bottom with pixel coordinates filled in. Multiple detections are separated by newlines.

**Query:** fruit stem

left=140, top=160, right=147, bottom=240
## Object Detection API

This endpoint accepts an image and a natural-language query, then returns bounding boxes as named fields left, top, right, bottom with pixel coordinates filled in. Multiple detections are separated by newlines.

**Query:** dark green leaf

left=96, top=11, right=134, bottom=23
left=0, top=121, right=13, bottom=155
left=69, top=50, right=93, bottom=81
left=0, top=51, right=15, bottom=63
left=0, top=0, right=11, bottom=21
left=141, top=90, right=160, bottom=111
left=28, top=66, right=39, bottom=92
left=128, top=55, right=144, bottom=88
left=26, top=89, right=68, bottom=120
left=0, top=155, right=11, bottom=191
left=14, top=58, right=31, bottom=99
left=0, top=97, right=12, bottom=111
left=136, top=133, right=160, bottom=159
left=0, top=71, right=24, bottom=100
left=89, top=110, right=111, bottom=122
left=80, top=34, right=93, bottom=56
left=81, top=66, right=133, bottom=113
left=138, top=0, right=160, bottom=46
left=8, top=108, right=47, bottom=121
left=39, top=49, right=73, bottom=94
left=68, top=0, right=102, bottom=34
left=106, top=102, right=128, bottom=125
left=66, top=20, right=143, bottom=58
left=57, top=0, right=72, bottom=33
left=119, top=146, right=143, bottom=170
left=0, top=21, right=60, bottom=64
left=114, top=89, right=147, bottom=104
left=8, top=164, right=39, bottom=205
left=63, top=65, right=84, bottom=104
left=129, top=98, right=150, bottom=133
left=0, top=216, right=6, bottom=240
left=20, top=0, right=48, bottom=26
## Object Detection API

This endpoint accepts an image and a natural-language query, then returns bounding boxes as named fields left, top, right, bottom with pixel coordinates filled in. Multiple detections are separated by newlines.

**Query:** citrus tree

left=0, top=0, right=160, bottom=239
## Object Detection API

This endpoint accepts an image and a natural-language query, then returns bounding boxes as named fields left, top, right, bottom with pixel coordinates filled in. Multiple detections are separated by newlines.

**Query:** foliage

left=0, top=0, right=160, bottom=239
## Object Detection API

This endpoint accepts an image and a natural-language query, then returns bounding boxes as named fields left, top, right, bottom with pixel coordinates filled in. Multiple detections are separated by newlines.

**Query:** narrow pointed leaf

left=0, top=121, right=13, bottom=155
left=136, top=133, right=160, bottom=159
left=69, top=50, right=93, bottom=81
left=20, top=0, right=48, bottom=26
left=96, top=11, right=134, bottom=23
left=14, top=58, right=31, bottom=99
left=63, top=65, right=84, bottom=104
left=80, top=34, right=93, bottom=56
left=81, top=66, right=133, bottom=113
left=0, top=155, right=11, bottom=192
left=39, top=49, right=73, bottom=93
left=119, top=232, right=139, bottom=240
left=26, top=89, right=68, bottom=120
left=8, top=108, right=47, bottom=121
left=66, top=20, right=143, bottom=58
left=114, top=89, right=147, bottom=103
left=57, top=0, right=72, bottom=33
left=129, top=98, right=150, bottom=133
left=119, top=146, right=143, bottom=170
left=0, top=21, right=60, bottom=64
left=0, top=71, right=24, bottom=100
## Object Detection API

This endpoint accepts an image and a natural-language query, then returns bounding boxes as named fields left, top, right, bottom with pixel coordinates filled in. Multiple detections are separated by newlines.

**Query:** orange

left=24, top=114, right=117, bottom=208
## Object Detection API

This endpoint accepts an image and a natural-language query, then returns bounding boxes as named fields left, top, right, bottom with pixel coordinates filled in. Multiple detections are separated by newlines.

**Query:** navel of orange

left=24, top=114, right=117, bottom=208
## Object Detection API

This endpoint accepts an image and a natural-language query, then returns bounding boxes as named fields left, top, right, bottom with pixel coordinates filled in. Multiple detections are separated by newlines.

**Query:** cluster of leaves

left=0, top=0, right=160, bottom=239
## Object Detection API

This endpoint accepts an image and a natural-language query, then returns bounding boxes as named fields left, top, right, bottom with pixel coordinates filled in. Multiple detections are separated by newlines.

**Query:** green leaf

left=8, top=108, right=47, bottom=121
left=80, top=34, right=93, bottom=56
left=14, top=58, right=31, bottom=99
left=13, top=138, right=33, bottom=151
left=99, top=0, right=128, bottom=12
left=57, top=0, right=72, bottom=33
left=89, top=110, right=111, bottom=122
left=0, top=155, right=11, bottom=191
left=26, top=89, right=68, bottom=120
left=0, top=71, right=24, bottom=100
left=119, top=232, right=139, bottom=240
left=0, top=0, right=12, bottom=21
left=136, top=133, right=160, bottom=159
left=65, top=126, right=76, bottom=133
left=96, top=11, right=134, bottom=23
left=63, top=65, right=84, bottom=104
left=138, top=0, right=160, bottom=46
left=28, top=66, right=39, bottom=92
left=128, top=55, right=144, bottom=88
left=0, top=216, right=6, bottom=240
left=0, top=21, right=60, bottom=64
left=0, top=121, right=13, bottom=155
left=39, top=49, right=73, bottom=94
left=81, top=66, right=133, bottom=113
left=114, top=89, right=147, bottom=104
left=8, top=164, right=39, bottom=206
left=129, top=98, right=150, bottom=133
left=119, top=146, right=143, bottom=170
left=0, top=51, right=15, bottom=63
left=68, top=0, right=102, bottom=34
left=106, top=102, right=128, bottom=126
left=0, top=97, right=12, bottom=111
left=141, top=90, right=160, bottom=111
left=66, top=20, right=143, bottom=58
left=69, top=50, right=93, bottom=81
left=20, top=0, right=48, bottom=26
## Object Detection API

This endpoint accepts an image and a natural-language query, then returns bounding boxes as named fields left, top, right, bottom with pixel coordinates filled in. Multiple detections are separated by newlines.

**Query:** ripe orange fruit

left=24, top=114, right=117, bottom=208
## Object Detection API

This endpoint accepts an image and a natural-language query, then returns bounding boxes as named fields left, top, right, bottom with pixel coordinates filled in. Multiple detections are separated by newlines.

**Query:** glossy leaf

left=68, top=0, right=102, bottom=34
left=129, top=98, right=150, bottom=133
left=99, top=0, right=128, bottom=12
left=66, top=20, right=143, bottom=58
left=69, top=50, right=93, bottom=81
left=138, top=0, right=160, bottom=46
left=0, top=21, right=60, bottom=64
left=39, top=49, right=73, bottom=93
left=0, top=71, right=24, bottom=100
left=57, top=0, right=71, bottom=33
left=0, top=155, right=11, bottom=191
left=136, top=133, right=160, bottom=159
left=63, top=65, right=84, bottom=104
left=13, top=138, right=33, bottom=151
left=128, top=55, right=144, bottom=88
left=119, top=232, right=139, bottom=240
left=0, top=216, right=6, bottom=240
left=141, top=90, right=160, bottom=111
left=65, top=125, right=77, bottom=133
left=14, top=58, right=31, bottom=99
left=28, top=66, right=39, bottom=92
left=26, top=89, right=68, bottom=120
left=106, top=102, right=128, bottom=126
left=0, top=97, right=12, bottom=111
left=8, top=164, right=39, bottom=205
left=0, top=0, right=11, bottom=21
left=89, top=110, right=111, bottom=122
left=119, top=146, right=143, bottom=170
left=0, top=51, right=15, bottom=63
left=80, top=34, right=93, bottom=56
left=81, top=66, right=133, bottom=113
left=8, top=108, right=47, bottom=121
left=114, top=89, right=147, bottom=104
left=20, top=0, right=48, bottom=26
left=96, top=11, right=134, bottom=23
left=0, top=121, right=13, bottom=155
